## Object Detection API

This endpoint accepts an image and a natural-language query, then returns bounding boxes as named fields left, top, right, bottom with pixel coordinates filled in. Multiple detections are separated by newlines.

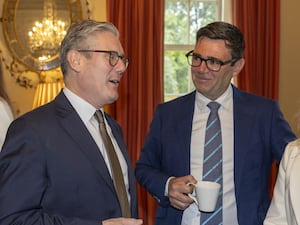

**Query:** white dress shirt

left=0, top=98, right=14, bottom=150
left=181, top=85, right=239, bottom=225
left=63, top=88, right=130, bottom=202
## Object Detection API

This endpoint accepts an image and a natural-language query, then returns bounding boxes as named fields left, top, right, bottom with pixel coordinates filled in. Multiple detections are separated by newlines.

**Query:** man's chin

left=195, top=84, right=211, bottom=93
left=107, top=95, right=119, bottom=105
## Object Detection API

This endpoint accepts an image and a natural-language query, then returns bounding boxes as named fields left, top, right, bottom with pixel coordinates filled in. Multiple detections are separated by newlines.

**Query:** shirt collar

left=195, top=85, right=233, bottom=111
left=63, top=87, right=103, bottom=124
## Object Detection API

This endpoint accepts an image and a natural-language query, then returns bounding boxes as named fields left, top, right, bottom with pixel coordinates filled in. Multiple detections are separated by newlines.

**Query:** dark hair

left=196, top=21, right=245, bottom=60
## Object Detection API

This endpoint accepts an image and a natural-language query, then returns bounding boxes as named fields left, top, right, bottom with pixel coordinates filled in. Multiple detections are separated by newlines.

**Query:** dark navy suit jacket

left=135, top=85, right=296, bottom=225
left=0, top=91, right=138, bottom=225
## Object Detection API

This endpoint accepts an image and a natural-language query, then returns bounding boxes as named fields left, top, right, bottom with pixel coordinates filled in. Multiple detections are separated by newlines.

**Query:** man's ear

left=67, top=50, right=81, bottom=72
left=232, top=58, right=245, bottom=77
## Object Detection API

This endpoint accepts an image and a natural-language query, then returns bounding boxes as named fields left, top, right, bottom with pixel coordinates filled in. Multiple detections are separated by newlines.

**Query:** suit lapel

left=175, top=92, right=196, bottom=174
left=232, top=87, right=256, bottom=196
left=54, top=92, right=115, bottom=191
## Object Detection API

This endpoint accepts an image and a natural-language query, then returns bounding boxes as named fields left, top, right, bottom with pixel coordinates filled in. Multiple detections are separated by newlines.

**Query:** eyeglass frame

left=77, top=50, right=129, bottom=69
left=185, top=50, right=238, bottom=72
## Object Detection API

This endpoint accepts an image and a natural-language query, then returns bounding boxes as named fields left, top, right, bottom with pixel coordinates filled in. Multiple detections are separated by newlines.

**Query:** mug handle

left=186, top=182, right=199, bottom=206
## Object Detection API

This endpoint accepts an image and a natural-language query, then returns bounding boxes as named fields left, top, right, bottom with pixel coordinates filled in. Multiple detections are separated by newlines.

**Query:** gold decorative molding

left=0, top=0, right=91, bottom=89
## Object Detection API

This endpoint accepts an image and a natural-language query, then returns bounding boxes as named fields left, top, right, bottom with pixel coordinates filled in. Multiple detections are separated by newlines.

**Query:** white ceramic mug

left=187, top=181, right=221, bottom=212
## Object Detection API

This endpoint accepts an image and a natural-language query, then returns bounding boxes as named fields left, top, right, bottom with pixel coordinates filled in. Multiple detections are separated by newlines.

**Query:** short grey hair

left=59, top=19, right=119, bottom=75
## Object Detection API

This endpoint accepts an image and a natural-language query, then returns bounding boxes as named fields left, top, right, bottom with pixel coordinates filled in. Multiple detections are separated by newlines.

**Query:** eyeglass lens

left=109, top=51, right=129, bottom=68
left=186, top=51, right=226, bottom=72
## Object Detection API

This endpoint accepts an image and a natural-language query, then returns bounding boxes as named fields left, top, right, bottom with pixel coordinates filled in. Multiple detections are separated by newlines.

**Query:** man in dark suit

left=135, top=21, right=296, bottom=225
left=0, top=20, right=142, bottom=225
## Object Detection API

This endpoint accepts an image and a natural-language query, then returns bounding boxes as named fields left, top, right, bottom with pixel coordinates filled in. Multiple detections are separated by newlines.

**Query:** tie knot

left=207, top=102, right=220, bottom=112
left=94, top=110, right=105, bottom=124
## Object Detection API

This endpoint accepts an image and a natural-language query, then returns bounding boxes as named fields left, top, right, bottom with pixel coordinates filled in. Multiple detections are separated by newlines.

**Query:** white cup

left=187, top=181, right=221, bottom=212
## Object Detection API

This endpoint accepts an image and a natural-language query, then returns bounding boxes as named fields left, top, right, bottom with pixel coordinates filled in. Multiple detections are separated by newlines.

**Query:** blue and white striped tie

left=201, top=102, right=222, bottom=225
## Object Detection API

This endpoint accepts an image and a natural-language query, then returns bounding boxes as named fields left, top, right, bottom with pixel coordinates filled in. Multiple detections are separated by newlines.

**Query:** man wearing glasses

left=0, top=20, right=142, bottom=225
left=135, top=21, right=296, bottom=225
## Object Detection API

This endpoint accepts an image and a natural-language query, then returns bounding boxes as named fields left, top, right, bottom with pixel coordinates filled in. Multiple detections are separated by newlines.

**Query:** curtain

left=232, top=0, right=280, bottom=196
left=106, top=1, right=164, bottom=224
left=232, top=0, right=280, bottom=98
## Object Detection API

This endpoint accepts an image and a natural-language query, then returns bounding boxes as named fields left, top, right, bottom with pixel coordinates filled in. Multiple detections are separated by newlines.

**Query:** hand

left=102, top=217, right=143, bottom=225
left=168, top=175, right=197, bottom=210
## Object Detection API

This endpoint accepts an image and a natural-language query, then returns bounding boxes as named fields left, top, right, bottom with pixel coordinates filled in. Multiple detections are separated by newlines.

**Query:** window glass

left=164, top=0, right=228, bottom=102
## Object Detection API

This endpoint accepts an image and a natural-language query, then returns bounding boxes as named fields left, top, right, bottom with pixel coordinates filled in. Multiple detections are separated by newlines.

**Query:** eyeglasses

left=185, top=50, right=236, bottom=72
left=77, top=50, right=129, bottom=69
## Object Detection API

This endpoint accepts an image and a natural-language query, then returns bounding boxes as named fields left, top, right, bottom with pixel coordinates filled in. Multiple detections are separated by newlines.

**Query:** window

left=164, top=0, right=231, bottom=102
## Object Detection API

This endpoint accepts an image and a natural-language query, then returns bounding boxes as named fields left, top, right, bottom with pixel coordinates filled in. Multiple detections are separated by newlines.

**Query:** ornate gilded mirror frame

left=1, top=0, right=83, bottom=71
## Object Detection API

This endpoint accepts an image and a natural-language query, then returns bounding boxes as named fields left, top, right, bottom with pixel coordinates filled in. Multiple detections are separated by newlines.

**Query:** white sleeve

left=264, top=142, right=294, bottom=225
